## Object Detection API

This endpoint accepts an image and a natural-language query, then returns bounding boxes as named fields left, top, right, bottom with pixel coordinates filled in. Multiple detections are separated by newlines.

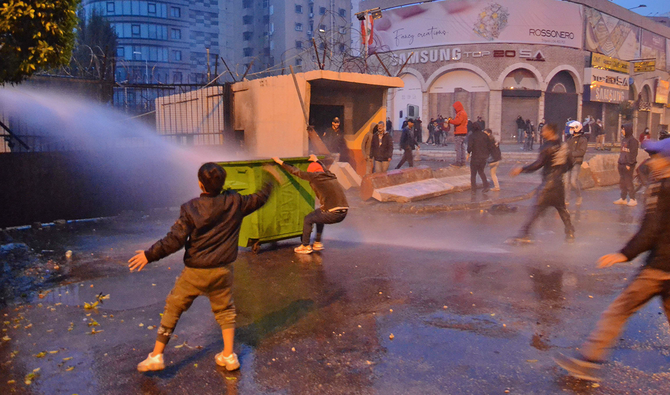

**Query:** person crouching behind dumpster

left=272, top=154, right=348, bottom=254
left=128, top=162, right=280, bottom=373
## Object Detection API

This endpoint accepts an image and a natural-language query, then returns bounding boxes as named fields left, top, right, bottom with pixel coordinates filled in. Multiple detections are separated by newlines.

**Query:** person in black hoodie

left=129, top=162, right=280, bottom=373
left=565, top=121, right=588, bottom=206
left=614, top=124, right=639, bottom=207
left=555, top=138, right=670, bottom=381
left=273, top=154, right=348, bottom=254
left=484, top=128, right=502, bottom=191
left=396, top=118, right=419, bottom=169
left=509, top=123, right=575, bottom=243
left=467, top=123, right=490, bottom=193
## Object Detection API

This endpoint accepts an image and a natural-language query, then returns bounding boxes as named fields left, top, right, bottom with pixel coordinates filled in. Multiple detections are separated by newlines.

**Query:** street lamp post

left=132, top=51, right=149, bottom=83
left=628, top=5, right=647, bottom=11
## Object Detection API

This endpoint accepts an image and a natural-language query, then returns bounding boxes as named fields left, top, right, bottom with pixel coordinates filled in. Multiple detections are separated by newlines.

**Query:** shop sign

left=633, top=60, right=656, bottom=73
left=591, top=53, right=630, bottom=74
left=656, top=79, right=669, bottom=104
left=392, top=47, right=545, bottom=65
left=585, top=68, right=629, bottom=103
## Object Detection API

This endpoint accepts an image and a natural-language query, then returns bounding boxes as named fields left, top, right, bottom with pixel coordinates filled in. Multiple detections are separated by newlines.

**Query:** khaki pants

left=580, top=267, right=670, bottom=361
left=596, top=134, right=605, bottom=149
left=157, top=266, right=235, bottom=344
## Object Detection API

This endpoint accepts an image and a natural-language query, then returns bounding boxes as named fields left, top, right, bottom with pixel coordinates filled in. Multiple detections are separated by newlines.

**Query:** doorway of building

left=309, top=104, right=344, bottom=137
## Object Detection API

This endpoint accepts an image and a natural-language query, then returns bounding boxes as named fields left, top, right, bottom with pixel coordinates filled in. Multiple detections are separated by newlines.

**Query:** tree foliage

left=0, top=0, right=80, bottom=84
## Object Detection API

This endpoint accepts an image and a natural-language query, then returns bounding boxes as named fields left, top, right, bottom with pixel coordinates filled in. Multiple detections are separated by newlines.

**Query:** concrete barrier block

left=337, top=162, right=362, bottom=187
left=373, top=179, right=455, bottom=203
left=588, top=154, right=619, bottom=186
left=578, top=162, right=596, bottom=189
left=432, top=166, right=470, bottom=178
left=329, top=163, right=354, bottom=190
left=360, top=166, right=433, bottom=200
left=436, top=175, right=471, bottom=191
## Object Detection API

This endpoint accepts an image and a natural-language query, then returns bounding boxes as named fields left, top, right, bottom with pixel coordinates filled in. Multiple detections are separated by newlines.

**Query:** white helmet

left=567, top=120, right=583, bottom=135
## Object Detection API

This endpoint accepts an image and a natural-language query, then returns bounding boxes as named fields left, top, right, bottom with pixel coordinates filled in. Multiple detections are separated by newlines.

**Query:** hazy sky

left=610, top=0, right=669, bottom=17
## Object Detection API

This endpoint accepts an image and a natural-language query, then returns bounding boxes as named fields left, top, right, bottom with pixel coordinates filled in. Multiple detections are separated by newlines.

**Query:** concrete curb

left=397, top=189, right=537, bottom=214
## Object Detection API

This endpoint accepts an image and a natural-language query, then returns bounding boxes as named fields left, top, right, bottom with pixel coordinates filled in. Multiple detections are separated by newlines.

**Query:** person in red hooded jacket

left=449, top=101, right=468, bottom=166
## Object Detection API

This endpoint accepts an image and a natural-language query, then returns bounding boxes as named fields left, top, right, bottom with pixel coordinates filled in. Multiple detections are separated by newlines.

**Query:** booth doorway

left=310, top=104, right=344, bottom=137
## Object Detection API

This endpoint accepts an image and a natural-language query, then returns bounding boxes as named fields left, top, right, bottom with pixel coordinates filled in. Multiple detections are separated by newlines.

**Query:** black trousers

left=302, top=209, right=347, bottom=245
left=618, top=164, right=636, bottom=200
left=470, top=158, right=489, bottom=190
left=396, top=149, right=414, bottom=169
left=520, top=184, right=574, bottom=236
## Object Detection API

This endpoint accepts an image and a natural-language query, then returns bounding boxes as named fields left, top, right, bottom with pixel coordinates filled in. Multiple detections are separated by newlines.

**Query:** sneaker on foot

left=613, top=198, right=627, bottom=205
left=553, top=353, right=601, bottom=382
left=566, top=232, right=575, bottom=243
left=505, top=235, right=533, bottom=245
left=627, top=199, right=637, bottom=207
left=491, top=187, right=501, bottom=192
left=576, top=197, right=582, bottom=205
left=294, top=244, right=313, bottom=254
left=565, top=200, right=570, bottom=206
left=137, top=353, right=165, bottom=372
left=215, top=352, right=240, bottom=371
left=312, top=242, right=324, bottom=251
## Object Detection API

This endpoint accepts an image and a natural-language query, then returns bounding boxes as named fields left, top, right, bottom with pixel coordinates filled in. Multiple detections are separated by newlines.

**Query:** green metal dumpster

left=217, top=157, right=316, bottom=253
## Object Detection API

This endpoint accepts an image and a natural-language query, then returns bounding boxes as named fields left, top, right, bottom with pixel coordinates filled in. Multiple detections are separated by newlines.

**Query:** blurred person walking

left=484, top=128, right=502, bottom=191
left=614, top=124, right=639, bottom=207
left=371, top=121, right=393, bottom=173
left=565, top=121, right=588, bottom=206
left=396, top=118, right=419, bottom=169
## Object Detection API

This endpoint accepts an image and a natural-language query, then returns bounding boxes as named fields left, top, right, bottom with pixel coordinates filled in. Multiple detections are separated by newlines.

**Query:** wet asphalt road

left=1, top=186, right=670, bottom=394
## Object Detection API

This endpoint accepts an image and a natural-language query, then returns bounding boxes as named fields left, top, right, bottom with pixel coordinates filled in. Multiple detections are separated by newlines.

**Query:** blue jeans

left=454, top=135, right=466, bottom=165
left=565, top=164, right=582, bottom=199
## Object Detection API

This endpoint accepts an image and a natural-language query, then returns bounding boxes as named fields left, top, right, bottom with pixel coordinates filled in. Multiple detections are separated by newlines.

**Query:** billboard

left=585, top=7, right=640, bottom=61
left=372, top=0, right=583, bottom=52
left=591, top=53, right=630, bottom=74
left=641, top=31, right=667, bottom=71
left=585, top=68, right=629, bottom=104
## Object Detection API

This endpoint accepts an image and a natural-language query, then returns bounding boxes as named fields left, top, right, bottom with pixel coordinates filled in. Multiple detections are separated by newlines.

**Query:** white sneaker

left=215, top=352, right=240, bottom=371
left=627, top=199, right=637, bottom=207
left=613, top=198, right=627, bottom=205
left=137, top=353, right=164, bottom=372
left=312, top=242, right=324, bottom=251
left=294, top=245, right=313, bottom=254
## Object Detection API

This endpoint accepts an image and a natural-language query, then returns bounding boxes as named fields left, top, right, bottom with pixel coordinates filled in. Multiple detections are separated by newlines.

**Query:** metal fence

left=1, top=82, right=229, bottom=153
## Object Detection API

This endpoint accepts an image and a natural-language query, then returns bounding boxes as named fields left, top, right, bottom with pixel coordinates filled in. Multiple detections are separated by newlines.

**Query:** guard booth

left=231, top=70, right=403, bottom=176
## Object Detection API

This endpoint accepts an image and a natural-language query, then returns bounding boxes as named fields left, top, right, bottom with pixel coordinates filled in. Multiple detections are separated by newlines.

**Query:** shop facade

left=364, top=0, right=670, bottom=143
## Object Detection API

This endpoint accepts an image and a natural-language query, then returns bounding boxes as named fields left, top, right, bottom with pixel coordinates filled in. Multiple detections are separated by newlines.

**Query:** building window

left=263, top=15, right=269, bottom=23
left=339, top=8, right=346, bottom=17
left=296, top=58, right=302, bottom=66
left=295, top=23, right=302, bottom=31
left=319, top=7, right=326, bottom=15
left=262, top=0, right=269, bottom=7
left=173, top=50, right=182, bottom=61
left=295, top=4, right=302, bottom=13
left=339, top=26, right=346, bottom=34
left=106, top=2, right=115, bottom=13
left=338, top=43, right=345, bottom=53
left=148, top=3, right=156, bottom=14
left=319, top=24, right=326, bottom=32
left=116, top=46, right=124, bottom=57
left=243, top=15, right=253, bottom=24
left=171, top=28, right=181, bottom=40
left=131, top=24, right=140, bottom=37
left=243, top=0, right=253, bottom=8
left=243, top=47, right=253, bottom=57
left=243, top=31, right=253, bottom=40
left=295, top=40, right=302, bottom=49
left=173, top=72, right=182, bottom=84
left=170, top=7, right=180, bottom=18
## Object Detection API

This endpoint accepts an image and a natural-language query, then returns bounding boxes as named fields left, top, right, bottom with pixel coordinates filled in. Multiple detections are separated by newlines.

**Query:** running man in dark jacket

left=273, top=155, right=348, bottom=254
left=129, top=162, right=280, bottom=373
left=565, top=120, right=588, bottom=206
left=509, top=123, right=575, bottom=243
left=614, top=124, right=639, bottom=206
left=467, top=123, right=490, bottom=193
left=555, top=138, right=670, bottom=381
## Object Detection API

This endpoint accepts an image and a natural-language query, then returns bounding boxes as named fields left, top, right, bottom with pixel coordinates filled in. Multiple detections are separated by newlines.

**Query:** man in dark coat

left=614, top=124, right=639, bottom=206
left=396, top=118, right=419, bottom=169
left=371, top=121, right=394, bottom=173
left=467, top=123, right=490, bottom=193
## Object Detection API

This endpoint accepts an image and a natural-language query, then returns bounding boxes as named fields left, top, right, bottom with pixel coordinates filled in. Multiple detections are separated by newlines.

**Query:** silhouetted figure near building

left=396, top=118, right=419, bottom=169
left=467, top=123, right=490, bottom=193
